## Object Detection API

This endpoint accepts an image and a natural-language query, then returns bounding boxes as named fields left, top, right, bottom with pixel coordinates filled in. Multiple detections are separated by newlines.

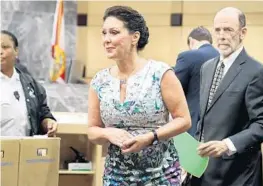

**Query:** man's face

left=213, top=11, right=246, bottom=58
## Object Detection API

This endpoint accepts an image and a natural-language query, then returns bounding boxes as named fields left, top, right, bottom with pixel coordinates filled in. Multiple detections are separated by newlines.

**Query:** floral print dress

left=91, top=60, right=181, bottom=186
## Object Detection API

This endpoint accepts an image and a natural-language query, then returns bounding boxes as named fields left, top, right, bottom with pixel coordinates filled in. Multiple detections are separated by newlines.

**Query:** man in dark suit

left=195, top=7, right=263, bottom=186
left=174, top=26, right=219, bottom=136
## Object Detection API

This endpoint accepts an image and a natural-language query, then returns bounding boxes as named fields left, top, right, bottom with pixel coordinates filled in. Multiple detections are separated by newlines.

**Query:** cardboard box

left=1, top=137, right=20, bottom=186
left=18, top=137, right=60, bottom=186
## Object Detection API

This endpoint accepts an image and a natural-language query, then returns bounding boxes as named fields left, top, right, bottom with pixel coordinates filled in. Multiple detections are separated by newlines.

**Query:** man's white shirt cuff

left=223, top=138, right=237, bottom=156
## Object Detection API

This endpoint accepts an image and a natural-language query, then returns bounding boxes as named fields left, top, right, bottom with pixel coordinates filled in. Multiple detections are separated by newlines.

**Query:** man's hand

left=41, top=118, right=57, bottom=137
left=197, top=140, right=229, bottom=158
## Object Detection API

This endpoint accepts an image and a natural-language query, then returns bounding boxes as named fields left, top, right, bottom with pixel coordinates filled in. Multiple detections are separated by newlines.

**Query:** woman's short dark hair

left=1, top=30, right=19, bottom=48
left=103, top=6, right=149, bottom=51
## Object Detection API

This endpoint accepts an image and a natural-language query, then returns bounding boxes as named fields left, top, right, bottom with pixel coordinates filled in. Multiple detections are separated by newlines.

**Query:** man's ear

left=132, top=31, right=140, bottom=46
left=14, top=47, right=19, bottom=58
left=188, top=37, right=195, bottom=50
left=240, top=27, right=247, bottom=40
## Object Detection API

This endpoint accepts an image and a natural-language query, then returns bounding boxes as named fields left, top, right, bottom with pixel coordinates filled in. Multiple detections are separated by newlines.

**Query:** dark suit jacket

left=174, top=44, right=219, bottom=136
left=196, top=49, right=263, bottom=186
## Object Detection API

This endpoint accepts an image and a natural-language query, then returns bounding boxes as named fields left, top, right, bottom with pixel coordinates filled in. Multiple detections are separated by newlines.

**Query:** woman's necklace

left=119, top=65, right=137, bottom=85
left=120, top=79, right=127, bottom=85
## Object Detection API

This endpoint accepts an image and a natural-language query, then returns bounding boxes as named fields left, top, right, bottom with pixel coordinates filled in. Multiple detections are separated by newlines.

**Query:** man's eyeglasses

left=214, top=27, right=242, bottom=37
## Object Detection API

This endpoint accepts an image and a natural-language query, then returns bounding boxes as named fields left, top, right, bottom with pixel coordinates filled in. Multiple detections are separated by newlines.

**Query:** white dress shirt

left=0, top=68, right=31, bottom=136
left=219, top=46, right=244, bottom=76
left=219, top=46, right=244, bottom=155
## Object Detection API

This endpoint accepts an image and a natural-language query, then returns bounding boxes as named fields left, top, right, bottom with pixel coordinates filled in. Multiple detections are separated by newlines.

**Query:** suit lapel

left=200, top=57, right=219, bottom=118
left=206, top=49, right=247, bottom=113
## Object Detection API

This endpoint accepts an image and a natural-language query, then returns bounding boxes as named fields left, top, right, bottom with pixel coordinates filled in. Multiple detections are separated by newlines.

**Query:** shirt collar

left=220, top=46, right=244, bottom=65
left=0, top=71, right=5, bottom=79
left=0, top=68, right=20, bottom=81
left=12, top=68, right=20, bottom=81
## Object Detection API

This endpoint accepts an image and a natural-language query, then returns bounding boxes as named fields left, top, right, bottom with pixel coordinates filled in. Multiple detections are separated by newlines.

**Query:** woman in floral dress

left=87, top=6, right=191, bottom=186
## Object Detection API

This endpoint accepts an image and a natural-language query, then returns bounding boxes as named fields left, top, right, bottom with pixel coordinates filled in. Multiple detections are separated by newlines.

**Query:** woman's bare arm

left=156, top=69, right=191, bottom=140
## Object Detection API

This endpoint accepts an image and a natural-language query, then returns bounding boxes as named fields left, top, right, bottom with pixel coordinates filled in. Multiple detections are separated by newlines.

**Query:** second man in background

left=174, top=27, right=219, bottom=136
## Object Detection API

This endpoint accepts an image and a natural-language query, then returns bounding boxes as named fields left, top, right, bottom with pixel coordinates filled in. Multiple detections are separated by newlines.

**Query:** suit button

left=26, top=99, right=30, bottom=102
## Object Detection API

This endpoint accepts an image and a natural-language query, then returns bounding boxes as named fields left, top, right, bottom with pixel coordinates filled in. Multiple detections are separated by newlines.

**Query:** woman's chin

left=106, top=54, right=116, bottom=59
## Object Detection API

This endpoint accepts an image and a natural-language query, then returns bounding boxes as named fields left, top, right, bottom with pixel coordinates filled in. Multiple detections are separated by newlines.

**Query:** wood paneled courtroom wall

left=76, top=1, right=263, bottom=78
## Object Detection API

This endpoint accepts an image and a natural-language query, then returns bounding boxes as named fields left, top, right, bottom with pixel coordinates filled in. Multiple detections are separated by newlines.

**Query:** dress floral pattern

left=91, top=60, right=181, bottom=186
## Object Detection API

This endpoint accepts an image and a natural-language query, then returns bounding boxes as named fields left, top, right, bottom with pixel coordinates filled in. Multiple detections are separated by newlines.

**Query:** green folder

left=173, top=132, right=209, bottom=178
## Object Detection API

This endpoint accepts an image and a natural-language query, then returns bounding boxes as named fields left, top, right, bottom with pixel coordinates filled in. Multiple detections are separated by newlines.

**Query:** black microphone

left=14, top=91, right=20, bottom=101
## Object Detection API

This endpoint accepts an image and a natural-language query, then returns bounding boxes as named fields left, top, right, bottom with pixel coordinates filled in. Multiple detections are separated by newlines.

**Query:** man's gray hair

left=238, top=12, right=246, bottom=28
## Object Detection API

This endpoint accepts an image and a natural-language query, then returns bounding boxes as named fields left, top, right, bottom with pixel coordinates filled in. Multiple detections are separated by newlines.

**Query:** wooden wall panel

left=76, top=27, right=88, bottom=66
left=183, top=1, right=263, bottom=14
left=88, top=14, right=171, bottom=27
left=77, top=1, right=89, bottom=14
left=246, top=13, right=263, bottom=25
left=171, top=1, right=183, bottom=13
left=141, top=27, right=175, bottom=65
left=87, top=1, right=173, bottom=15
left=76, top=1, right=263, bottom=78
left=183, top=13, right=263, bottom=26
left=244, top=26, right=263, bottom=63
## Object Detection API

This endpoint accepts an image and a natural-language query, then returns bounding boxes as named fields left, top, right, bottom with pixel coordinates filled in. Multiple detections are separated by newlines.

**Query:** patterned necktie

left=207, top=61, right=225, bottom=109
left=200, top=61, right=225, bottom=142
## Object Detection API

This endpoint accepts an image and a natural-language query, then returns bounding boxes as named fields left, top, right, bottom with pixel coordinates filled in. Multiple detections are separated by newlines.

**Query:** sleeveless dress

left=91, top=60, right=181, bottom=186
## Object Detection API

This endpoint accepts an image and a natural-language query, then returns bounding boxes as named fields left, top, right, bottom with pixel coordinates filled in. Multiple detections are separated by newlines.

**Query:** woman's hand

left=121, top=132, right=154, bottom=154
left=105, top=128, right=134, bottom=148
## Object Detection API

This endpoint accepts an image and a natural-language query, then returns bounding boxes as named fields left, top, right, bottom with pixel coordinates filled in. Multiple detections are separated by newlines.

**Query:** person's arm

left=228, top=67, right=263, bottom=153
left=122, top=69, right=191, bottom=154
left=198, top=67, right=263, bottom=157
left=154, top=69, right=192, bottom=140
left=174, top=53, right=191, bottom=93
left=35, top=82, right=56, bottom=122
left=34, top=82, right=57, bottom=136
left=86, top=87, right=108, bottom=145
